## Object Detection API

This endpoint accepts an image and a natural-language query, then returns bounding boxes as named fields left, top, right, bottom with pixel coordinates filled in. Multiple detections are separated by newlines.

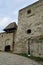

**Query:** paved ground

left=0, top=52, right=42, bottom=65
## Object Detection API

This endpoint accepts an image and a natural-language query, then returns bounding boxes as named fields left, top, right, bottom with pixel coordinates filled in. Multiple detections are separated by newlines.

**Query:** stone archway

left=5, top=39, right=11, bottom=52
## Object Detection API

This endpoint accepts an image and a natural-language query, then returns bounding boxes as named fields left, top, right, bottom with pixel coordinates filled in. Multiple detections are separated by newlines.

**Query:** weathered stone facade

left=0, top=22, right=17, bottom=52
left=0, top=32, right=13, bottom=51
left=0, top=0, right=43, bottom=57
left=14, top=0, right=43, bottom=57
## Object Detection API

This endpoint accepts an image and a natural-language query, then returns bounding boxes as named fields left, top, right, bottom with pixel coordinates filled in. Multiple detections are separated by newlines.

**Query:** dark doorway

left=5, top=45, right=11, bottom=51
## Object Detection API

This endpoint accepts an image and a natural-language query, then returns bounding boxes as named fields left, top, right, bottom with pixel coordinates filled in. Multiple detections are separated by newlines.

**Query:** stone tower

left=14, top=0, right=43, bottom=57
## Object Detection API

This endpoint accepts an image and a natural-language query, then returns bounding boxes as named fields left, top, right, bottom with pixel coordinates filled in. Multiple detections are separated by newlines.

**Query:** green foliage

left=15, top=53, right=43, bottom=62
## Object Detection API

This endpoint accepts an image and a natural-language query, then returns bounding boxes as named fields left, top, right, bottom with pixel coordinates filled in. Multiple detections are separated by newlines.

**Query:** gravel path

left=0, top=52, right=42, bottom=65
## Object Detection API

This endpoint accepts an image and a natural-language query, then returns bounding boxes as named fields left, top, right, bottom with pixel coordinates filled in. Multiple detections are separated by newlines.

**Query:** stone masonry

left=14, top=0, right=43, bottom=57
left=0, top=0, right=43, bottom=58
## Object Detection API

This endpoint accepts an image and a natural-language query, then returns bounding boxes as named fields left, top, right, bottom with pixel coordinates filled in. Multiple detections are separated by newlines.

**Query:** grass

left=15, top=53, right=43, bottom=62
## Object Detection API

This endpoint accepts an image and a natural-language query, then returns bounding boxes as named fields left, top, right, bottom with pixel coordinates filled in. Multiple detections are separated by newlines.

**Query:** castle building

left=0, top=22, right=17, bottom=52
left=0, top=0, right=43, bottom=57
left=14, top=0, right=43, bottom=57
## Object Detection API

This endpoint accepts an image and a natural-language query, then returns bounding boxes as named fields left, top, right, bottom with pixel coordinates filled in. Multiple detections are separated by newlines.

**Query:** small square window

left=27, top=10, right=31, bottom=14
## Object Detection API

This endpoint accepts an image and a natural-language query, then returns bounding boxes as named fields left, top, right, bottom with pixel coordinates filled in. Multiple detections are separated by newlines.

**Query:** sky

left=0, top=0, right=38, bottom=32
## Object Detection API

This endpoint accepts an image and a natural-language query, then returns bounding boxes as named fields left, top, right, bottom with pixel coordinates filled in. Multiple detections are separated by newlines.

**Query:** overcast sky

left=0, top=0, right=38, bottom=32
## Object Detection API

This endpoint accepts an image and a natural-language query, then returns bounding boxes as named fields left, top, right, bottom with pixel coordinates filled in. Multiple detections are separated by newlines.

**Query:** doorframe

left=4, top=39, right=11, bottom=51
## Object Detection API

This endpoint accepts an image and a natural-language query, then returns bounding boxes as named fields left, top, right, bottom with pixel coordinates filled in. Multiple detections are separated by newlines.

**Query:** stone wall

left=29, top=36, right=43, bottom=57
left=0, top=32, right=13, bottom=51
left=14, top=1, right=43, bottom=57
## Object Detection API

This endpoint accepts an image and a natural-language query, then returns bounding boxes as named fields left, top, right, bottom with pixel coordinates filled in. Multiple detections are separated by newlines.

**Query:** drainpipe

left=12, top=31, right=15, bottom=52
left=28, top=41, right=30, bottom=55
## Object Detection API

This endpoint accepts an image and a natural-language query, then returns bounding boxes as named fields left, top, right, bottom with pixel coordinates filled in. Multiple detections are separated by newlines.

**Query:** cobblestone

left=0, top=52, right=42, bottom=65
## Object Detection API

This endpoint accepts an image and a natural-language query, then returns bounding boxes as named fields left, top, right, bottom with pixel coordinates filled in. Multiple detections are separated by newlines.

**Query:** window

left=1, top=35, right=3, bottom=37
left=27, top=9, right=31, bottom=14
left=27, top=29, right=31, bottom=34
